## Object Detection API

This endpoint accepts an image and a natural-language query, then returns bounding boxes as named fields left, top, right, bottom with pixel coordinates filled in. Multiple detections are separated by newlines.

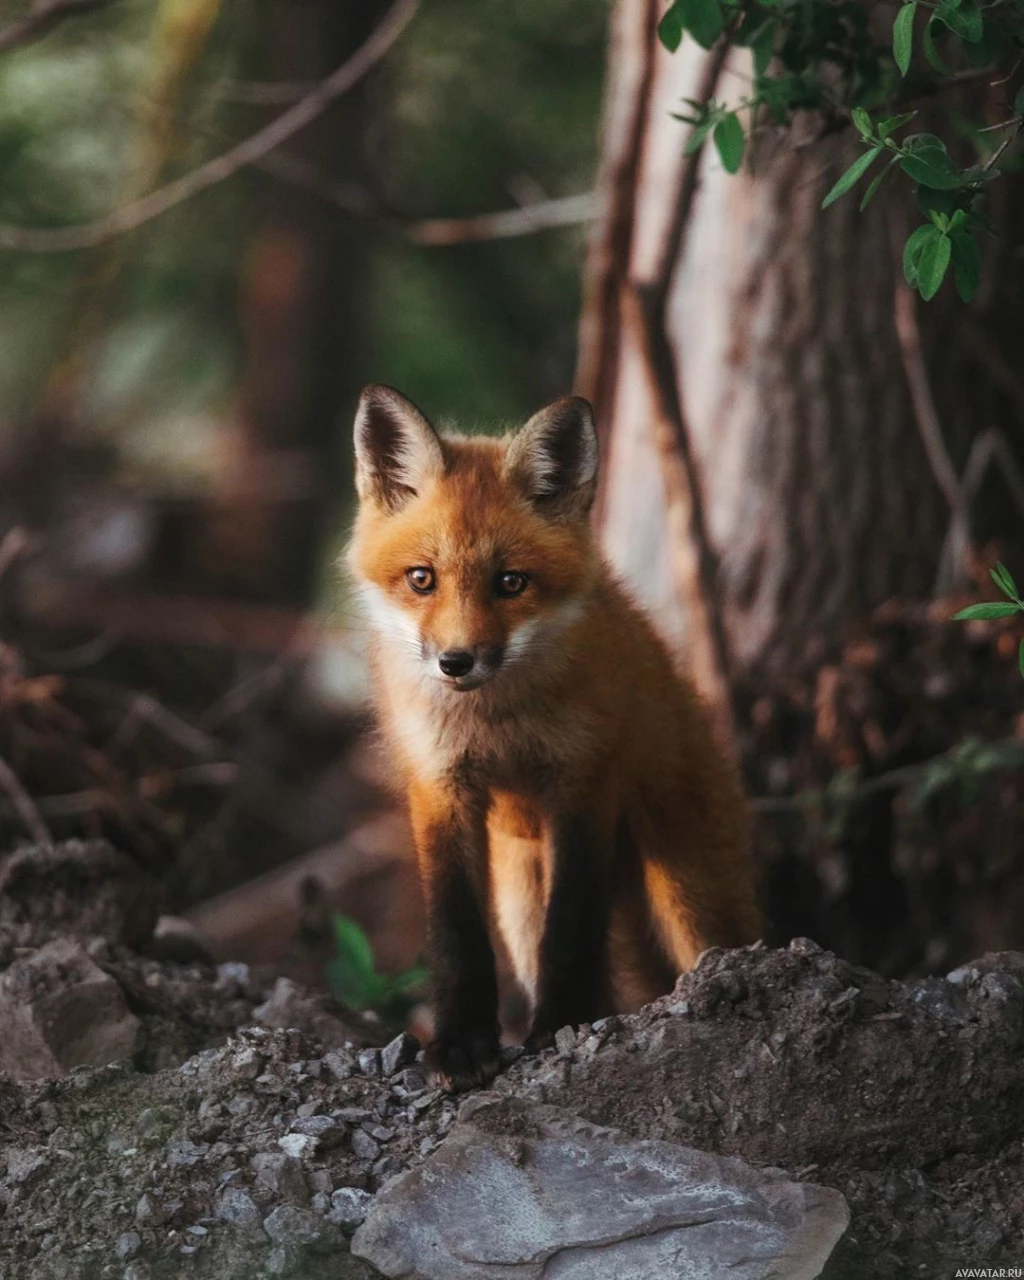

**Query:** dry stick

left=627, top=36, right=736, bottom=742
left=0, top=754, right=52, bottom=845
left=0, top=0, right=420, bottom=253
left=0, top=0, right=112, bottom=55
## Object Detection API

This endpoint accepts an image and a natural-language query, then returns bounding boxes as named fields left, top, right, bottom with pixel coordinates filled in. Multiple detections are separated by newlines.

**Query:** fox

left=347, top=384, right=762, bottom=1092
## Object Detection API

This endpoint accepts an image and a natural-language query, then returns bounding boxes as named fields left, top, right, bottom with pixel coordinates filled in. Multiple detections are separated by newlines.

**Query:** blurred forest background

left=0, top=0, right=1022, bottom=1010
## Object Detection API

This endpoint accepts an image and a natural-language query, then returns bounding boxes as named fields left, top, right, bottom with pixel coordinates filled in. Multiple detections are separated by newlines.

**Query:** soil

left=0, top=873, right=1021, bottom=1280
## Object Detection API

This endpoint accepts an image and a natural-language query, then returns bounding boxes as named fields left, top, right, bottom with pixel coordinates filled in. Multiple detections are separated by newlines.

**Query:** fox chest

left=385, top=695, right=591, bottom=793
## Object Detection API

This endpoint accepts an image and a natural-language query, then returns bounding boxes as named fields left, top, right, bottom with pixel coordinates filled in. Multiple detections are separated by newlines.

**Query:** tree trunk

left=190, top=0, right=385, bottom=606
left=579, top=1, right=1024, bottom=698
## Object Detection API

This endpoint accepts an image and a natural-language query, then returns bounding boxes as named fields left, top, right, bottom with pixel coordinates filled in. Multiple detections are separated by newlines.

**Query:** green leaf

left=916, top=230, right=952, bottom=299
left=990, top=561, right=1020, bottom=601
left=899, top=146, right=962, bottom=190
left=922, top=17, right=954, bottom=74
left=893, top=3, right=917, bottom=75
left=937, top=0, right=983, bottom=42
left=683, top=114, right=716, bottom=155
left=714, top=112, right=745, bottom=174
left=821, top=146, right=883, bottom=209
left=952, top=602, right=1021, bottom=620
left=680, top=0, right=724, bottom=49
left=877, top=111, right=917, bottom=141
left=950, top=229, right=982, bottom=301
left=658, top=2, right=685, bottom=52
left=1014, top=85, right=1024, bottom=118
left=752, top=23, right=775, bottom=78
left=859, top=156, right=898, bottom=210
left=852, top=107, right=874, bottom=140
left=902, top=223, right=939, bottom=286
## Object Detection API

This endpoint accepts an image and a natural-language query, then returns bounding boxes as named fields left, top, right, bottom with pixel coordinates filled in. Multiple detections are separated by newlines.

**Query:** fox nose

left=438, top=649, right=475, bottom=678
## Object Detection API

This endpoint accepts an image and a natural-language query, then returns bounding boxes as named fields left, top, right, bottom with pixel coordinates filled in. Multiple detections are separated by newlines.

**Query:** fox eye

left=406, top=567, right=435, bottom=594
left=495, top=570, right=529, bottom=598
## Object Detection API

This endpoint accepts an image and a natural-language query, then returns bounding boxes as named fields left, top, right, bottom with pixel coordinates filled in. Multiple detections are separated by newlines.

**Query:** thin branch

left=628, top=35, right=736, bottom=742
left=0, top=0, right=111, bottom=56
left=893, top=282, right=964, bottom=514
left=253, top=148, right=597, bottom=243
left=404, top=193, right=598, bottom=245
left=0, top=0, right=420, bottom=253
left=0, top=753, right=52, bottom=845
left=217, top=79, right=319, bottom=106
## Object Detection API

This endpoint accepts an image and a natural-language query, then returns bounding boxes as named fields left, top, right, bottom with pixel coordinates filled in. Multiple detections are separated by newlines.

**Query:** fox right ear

left=354, top=385, right=444, bottom=512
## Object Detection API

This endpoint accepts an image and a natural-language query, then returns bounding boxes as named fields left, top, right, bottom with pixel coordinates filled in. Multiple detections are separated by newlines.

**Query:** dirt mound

left=1, top=938, right=1021, bottom=1278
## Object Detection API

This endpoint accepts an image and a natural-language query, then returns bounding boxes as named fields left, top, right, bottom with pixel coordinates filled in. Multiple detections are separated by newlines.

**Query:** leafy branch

left=953, top=561, right=1024, bottom=676
left=657, top=0, right=1024, bottom=301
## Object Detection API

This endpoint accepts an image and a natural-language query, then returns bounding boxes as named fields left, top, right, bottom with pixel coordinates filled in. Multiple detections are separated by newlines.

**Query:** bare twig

left=628, top=35, right=736, bottom=743
left=0, top=0, right=111, bottom=56
left=0, top=0, right=420, bottom=253
left=403, top=193, right=598, bottom=245
left=0, top=753, right=52, bottom=844
left=893, top=280, right=971, bottom=592
left=253, top=149, right=597, bottom=243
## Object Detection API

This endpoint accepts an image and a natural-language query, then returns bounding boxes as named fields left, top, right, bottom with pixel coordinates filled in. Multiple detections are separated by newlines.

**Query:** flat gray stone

left=352, top=1099, right=850, bottom=1280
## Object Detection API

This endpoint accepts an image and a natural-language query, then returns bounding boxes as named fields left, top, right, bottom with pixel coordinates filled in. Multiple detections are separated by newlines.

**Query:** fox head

left=348, top=385, right=599, bottom=693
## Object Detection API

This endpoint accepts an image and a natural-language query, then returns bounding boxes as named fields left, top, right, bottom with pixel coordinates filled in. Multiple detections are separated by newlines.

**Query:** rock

left=554, top=1025, right=577, bottom=1055
left=351, top=1129, right=380, bottom=1162
left=381, top=1032, right=419, bottom=1077
left=357, top=1048, right=382, bottom=1077
left=323, top=1049, right=355, bottom=1080
left=328, top=1187, right=374, bottom=1232
left=0, top=939, right=141, bottom=1079
left=114, top=1232, right=141, bottom=1260
left=254, top=977, right=362, bottom=1049
left=262, top=1205, right=343, bottom=1250
left=149, top=915, right=215, bottom=965
left=352, top=1098, right=850, bottom=1280
left=251, top=1152, right=310, bottom=1206
left=0, top=840, right=159, bottom=950
left=216, top=1187, right=263, bottom=1235
left=278, top=1132, right=318, bottom=1160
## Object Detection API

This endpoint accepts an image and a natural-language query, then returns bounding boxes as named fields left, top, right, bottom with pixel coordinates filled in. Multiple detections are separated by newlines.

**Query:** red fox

left=348, top=385, right=761, bottom=1091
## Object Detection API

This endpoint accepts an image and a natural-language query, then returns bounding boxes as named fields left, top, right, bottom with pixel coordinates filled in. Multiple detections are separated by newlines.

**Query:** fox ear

left=505, top=396, right=598, bottom=519
left=354, top=385, right=444, bottom=512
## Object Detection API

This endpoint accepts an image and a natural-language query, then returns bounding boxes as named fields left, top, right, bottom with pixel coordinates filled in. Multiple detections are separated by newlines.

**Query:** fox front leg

left=410, top=785, right=500, bottom=1092
left=528, top=812, right=612, bottom=1046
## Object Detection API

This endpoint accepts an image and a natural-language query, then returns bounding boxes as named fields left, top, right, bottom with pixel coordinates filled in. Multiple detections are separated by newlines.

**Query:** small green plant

left=953, top=561, right=1024, bottom=677
left=325, top=913, right=428, bottom=1019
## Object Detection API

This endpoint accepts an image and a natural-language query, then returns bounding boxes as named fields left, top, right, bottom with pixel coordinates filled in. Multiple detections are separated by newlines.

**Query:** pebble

left=322, top=1050, right=354, bottom=1080
left=554, top=1026, right=577, bottom=1055
left=114, top=1232, right=141, bottom=1260
left=357, top=1048, right=382, bottom=1077
left=134, top=1192, right=164, bottom=1226
left=351, top=1129, right=380, bottom=1161
left=278, top=1132, right=318, bottom=1159
left=327, top=1186, right=373, bottom=1231
left=262, top=1204, right=342, bottom=1248
left=216, top=1187, right=262, bottom=1231
left=381, top=1032, right=420, bottom=1077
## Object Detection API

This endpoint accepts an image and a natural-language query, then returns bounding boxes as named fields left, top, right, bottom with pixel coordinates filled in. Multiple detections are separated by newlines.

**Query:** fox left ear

left=504, top=396, right=598, bottom=519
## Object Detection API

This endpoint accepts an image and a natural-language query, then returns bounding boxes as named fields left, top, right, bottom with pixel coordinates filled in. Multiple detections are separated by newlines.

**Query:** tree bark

left=579, top=2, right=1024, bottom=696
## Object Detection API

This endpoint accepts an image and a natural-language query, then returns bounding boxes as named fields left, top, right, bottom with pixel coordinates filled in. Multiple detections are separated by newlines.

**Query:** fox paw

left=425, top=1031, right=500, bottom=1093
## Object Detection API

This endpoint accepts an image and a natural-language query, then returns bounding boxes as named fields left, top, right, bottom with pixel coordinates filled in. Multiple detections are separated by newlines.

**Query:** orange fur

left=349, top=388, right=761, bottom=1032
